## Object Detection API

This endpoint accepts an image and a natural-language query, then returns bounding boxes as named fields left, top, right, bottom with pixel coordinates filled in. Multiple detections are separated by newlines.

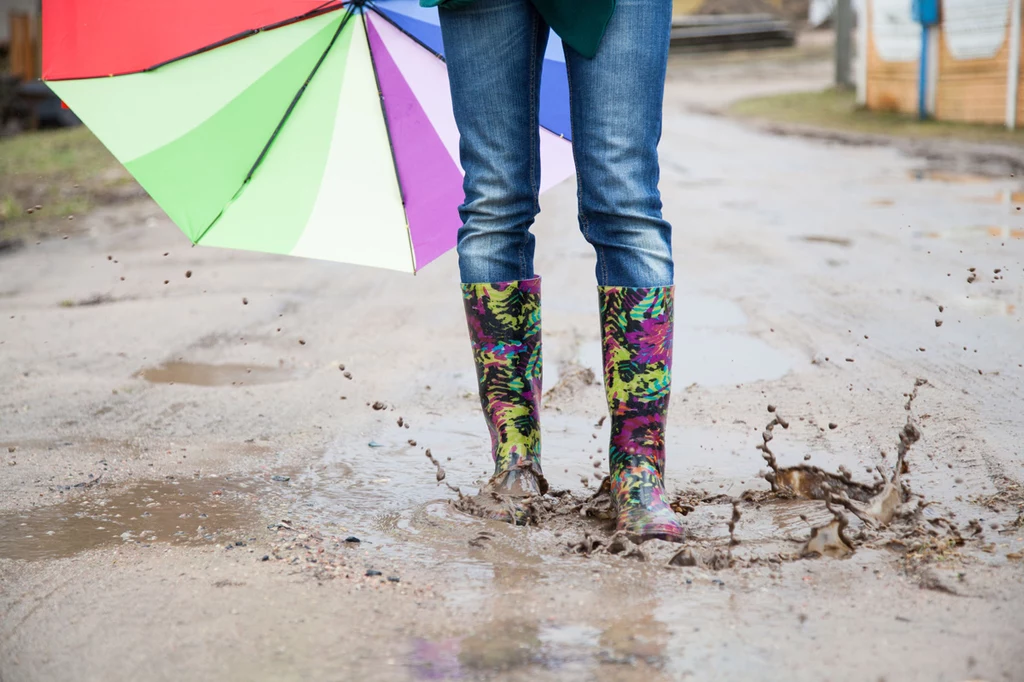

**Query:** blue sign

left=911, top=0, right=940, bottom=26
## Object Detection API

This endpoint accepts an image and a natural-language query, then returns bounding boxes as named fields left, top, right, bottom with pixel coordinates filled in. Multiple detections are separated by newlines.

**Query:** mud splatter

left=424, top=449, right=446, bottom=484
left=569, top=531, right=647, bottom=562
left=802, top=498, right=854, bottom=558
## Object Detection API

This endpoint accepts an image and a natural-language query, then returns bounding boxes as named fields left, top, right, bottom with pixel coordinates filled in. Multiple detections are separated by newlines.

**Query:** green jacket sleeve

left=419, top=0, right=475, bottom=8
left=417, top=0, right=616, bottom=59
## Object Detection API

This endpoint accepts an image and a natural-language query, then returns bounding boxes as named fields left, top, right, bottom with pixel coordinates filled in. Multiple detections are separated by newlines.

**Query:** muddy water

left=0, top=475, right=281, bottom=561
left=916, top=225, right=1024, bottom=241
left=3, top=413, right=1021, bottom=678
left=408, top=613, right=671, bottom=679
left=135, top=361, right=294, bottom=386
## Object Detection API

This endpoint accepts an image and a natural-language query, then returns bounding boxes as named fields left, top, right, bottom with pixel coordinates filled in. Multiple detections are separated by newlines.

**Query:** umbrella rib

left=366, top=2, right=446, bottom=62
left=143, top=1, right=345, bottom=74
left=191, top=7, right=357, bottom=246
left=363, top=11, right=417, bottom=272
left=366, top=2, right=568, bottom=141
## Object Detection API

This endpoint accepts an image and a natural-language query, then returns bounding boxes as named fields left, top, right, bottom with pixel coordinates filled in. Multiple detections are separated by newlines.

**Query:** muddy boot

left=599, top=286, right=684, bottom=543
left=461, top=278, right=547, bottom=524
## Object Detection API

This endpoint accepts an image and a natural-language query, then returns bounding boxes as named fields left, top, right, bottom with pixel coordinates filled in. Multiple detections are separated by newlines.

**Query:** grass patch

left=0, top=126, right=138, bottom=241
left=730, top=88, right=1024, bottom=146
left=0, top=126, right=117, bottom=177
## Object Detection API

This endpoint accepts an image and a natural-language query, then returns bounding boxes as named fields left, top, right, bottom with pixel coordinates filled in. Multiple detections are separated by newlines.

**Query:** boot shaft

left=462, top=278, right=542, bottom=474
left=598, top=286, right=673, bottom=475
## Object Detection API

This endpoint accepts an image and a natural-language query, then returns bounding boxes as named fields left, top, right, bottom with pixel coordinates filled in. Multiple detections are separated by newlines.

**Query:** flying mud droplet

left=424, top=449, right=446, bottom=484
left=728, top=498, right=742, bottom=551
left=185, top=271, right=192, bottom=278
left=935, top=319, right=943, bottom=327
left=242, top=298, right=248, bottom=305
left=372, top=401, right=386, bottom=411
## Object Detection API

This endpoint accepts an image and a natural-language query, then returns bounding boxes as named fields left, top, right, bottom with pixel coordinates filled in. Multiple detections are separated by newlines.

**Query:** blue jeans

left=439, top=0, right=674, bottom=287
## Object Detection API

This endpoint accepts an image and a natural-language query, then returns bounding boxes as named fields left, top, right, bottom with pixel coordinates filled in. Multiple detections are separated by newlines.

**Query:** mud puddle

left=409, top=616, right=670, bottom=679
left=908, top=170, right=999, bottom=184
left=135, top=361, right=295, bottom=386
left=249, top=404, right=932, bottom=579
left=0, top=474, right=285, bottom=561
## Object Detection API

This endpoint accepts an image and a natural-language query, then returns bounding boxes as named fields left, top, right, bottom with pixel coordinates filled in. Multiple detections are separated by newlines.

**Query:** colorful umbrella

left=42, top=0, right=575, bottom=273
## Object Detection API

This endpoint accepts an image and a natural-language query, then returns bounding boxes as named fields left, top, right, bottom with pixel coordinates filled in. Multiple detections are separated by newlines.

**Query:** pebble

left=242, top=298, right=248, bottom=305
left=935, top=319, right=943, bottom=327
left=828, top=423, right=838, bottom=430
left=387, top=576, right=400, bottom=583
left=185, top=270, right=192, bottom=278
left=260, top=555, right=270, bottom=561
left=271, top=475, right=290, bottom=482
left=345, top=536, right=361, bottom=543
left=366, top=569, right=382, bottom=577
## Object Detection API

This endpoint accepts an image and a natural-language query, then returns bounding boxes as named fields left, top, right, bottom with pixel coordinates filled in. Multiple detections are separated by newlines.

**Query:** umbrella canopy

left=42, top=0, right=575, bottom=273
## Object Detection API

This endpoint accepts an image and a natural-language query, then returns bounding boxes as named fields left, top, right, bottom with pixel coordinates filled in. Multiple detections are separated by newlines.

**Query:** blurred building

left=2, top=0, right=39, bottom=79
left=861, top=0, right=1022, bottom=128
left=671, top=0, right=804, bottom=50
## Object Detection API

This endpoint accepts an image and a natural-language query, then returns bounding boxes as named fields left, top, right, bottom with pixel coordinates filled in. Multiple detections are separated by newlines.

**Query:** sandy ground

left=2, top=39, right=1024, bottom=682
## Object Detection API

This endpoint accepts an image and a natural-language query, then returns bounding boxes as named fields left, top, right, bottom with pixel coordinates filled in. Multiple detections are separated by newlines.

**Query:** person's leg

left=564, top=0, right=673, bottom=289
left=440, top=0, right=547, bottom=284
left=440, top=0, right=550, bottom=520
left=564, top=0, right=683, bottom=541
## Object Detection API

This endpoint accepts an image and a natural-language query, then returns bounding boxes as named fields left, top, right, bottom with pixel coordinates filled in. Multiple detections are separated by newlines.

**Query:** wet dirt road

left=3, top=56, right=1024, bottom=682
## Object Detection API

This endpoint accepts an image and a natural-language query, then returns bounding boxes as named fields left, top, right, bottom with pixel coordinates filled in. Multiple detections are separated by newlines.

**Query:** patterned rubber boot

left=462, top=277, right=547, bottom=523
left=599, top=286, right=684, bottom=543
